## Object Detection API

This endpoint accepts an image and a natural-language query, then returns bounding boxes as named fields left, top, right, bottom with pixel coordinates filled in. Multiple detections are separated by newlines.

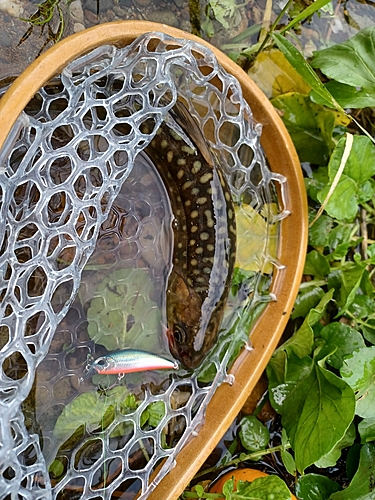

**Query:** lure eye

left=96, top=358, right=106, bottom=366
left=174, top=324, right=187, bottom=344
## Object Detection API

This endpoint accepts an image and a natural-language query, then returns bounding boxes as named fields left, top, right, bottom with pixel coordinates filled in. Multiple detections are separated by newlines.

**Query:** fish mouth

left=166, top=328, right=203, bottom=371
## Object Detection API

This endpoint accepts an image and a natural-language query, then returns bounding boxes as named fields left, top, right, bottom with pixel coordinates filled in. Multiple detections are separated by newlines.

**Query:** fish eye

left=174, top=324, right=187, bottom=344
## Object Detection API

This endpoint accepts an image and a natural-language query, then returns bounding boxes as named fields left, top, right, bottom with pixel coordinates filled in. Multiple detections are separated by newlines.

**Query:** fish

left=82, top=349, right=179, bottom=380
left=142, top=101, right=236, bottom=370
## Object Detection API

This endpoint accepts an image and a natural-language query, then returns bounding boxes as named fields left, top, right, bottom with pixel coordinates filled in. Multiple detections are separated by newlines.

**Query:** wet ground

left=0, top=0, right=374, bottom=84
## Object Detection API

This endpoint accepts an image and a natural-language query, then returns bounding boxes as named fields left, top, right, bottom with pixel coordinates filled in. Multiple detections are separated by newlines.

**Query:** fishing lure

left=143, top=101, right=236, bottom=370
left=81, top=349, right=179, bottom=382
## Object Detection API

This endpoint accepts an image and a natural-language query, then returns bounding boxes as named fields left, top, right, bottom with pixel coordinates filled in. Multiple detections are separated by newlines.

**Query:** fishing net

left=0, top=32, right=289, bottom=499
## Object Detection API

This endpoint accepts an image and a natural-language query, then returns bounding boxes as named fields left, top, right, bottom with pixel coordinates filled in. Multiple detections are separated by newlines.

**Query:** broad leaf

left=248, top=49, right=311, bottom=99
left=304, top=250, right=330, bottom=278
left=271, top=93, right=340, bottom=164
left=318, top=323, right=366, bottom=369
left=340, top=346, right=375, bottom=418
left=291, top=286, right=325, bottom=320
left=312, top=27, right=375, bottom=95
left=358, top=418, right=375, bottom=444
left=235, top=476, right=292, bottom=499
left=271, top=33, right=344, bottom=113
left=239, top=415, right=270, bottom=452
left=269, top=353, right=355, bottom=472
left=317, top=135, right=375, bottom=221
left=296, top=474, right=341, bottom=500
left=330, top=444, right=375, bottom=499
left=312, top=81, right=375, bottom=109
left=280, top=289, right=334, bottom=358
left=314, top=423, right=356, bottom=468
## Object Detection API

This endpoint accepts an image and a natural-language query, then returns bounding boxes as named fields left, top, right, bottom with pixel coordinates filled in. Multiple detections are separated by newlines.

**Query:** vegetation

left=182, top=16, right=375, bottom=500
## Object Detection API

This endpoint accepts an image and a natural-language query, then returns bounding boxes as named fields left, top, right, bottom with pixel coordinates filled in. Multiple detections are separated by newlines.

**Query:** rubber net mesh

left=0, top=32, right=288, bottom=499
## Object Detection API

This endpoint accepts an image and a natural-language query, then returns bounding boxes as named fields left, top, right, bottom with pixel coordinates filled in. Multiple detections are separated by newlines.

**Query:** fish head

left=166, top=269, right=215, bottom=370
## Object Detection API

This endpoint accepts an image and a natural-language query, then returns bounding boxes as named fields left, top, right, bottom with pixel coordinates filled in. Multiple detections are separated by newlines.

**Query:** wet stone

left=147, top=10, right=179, bottom=28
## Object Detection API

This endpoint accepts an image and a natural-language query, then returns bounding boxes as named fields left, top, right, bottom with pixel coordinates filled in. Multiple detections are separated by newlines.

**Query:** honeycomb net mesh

left=0, top=32, right=288, bottom=499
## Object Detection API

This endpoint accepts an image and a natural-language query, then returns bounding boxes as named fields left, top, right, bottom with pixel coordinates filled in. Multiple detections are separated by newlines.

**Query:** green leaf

left=312, top=81, right=375, bottom=109
left=306, top=168, right=330, bottom=204
left=143, top=401, right=166, bottom=428
left=311, top=27, right=375, bottom=93
left=51, top=386, right=135, bottom=464
left=269, top=353, right=355, bottom=472
left=87, top=268, right=161, bottom=351
left=235, top=476, right=292, bottom=499
left=317, top=135, right=375, bottom=222
left=358, top=418, right=375, bottom=444
left=291, top=286, right=325, bottom=320
left=271, top=92, right=338, bottom=164
left=318, top=323, right=366, bottom=369
left=337, top=261, right=368, bottom=315
left=341, top=346, right=375, bottom=418
left=279, top=0, right=333, bottom=35
left=330, top=444, right=375, bottom=499
left=308, top=214, right=334, bottom=248
left=304, top=250, right=331, bottom=278
left=314, top=422, right=356, bottom=468
left=280, top=289, right=334, bottom=358
left=281, top=449, right=296, bottom=476
left=271, top=32, right=344, bottom=113
left=239, top=416, right=270, bottom=453
left=296, top=474, right=341, bottom=500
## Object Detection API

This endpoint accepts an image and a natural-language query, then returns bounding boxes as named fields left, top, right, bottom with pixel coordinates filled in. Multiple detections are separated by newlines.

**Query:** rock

left=70, top=0, right=84, bottom=24
left=84, top=8, right=99, bottom=24
left=134, top=0, right=152, bottom=7
left=0, top=0, right=23, bottom=17
left=73, top=22, right=85, bottom=32
left=147, top=10, right=179, bottom=28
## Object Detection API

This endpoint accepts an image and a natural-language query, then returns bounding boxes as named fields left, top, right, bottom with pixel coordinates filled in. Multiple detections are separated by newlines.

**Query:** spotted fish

left=143, top=102, right=236, bottom=370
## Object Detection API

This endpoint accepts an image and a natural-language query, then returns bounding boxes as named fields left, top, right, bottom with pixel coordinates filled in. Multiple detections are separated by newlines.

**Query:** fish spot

left=206, top=244, right=214, bottom=252
left=203, top=267, right=211, bottom=274
left=230, top=224, right=236, bottom=233
left=191, top=187, right=200, bottom=196
left=225, top=191, right=231, bottom=201
left=190, top=239, right=196, bottom=246
left=197, top=197, right=207, bottom=205
left=191, top=225, right=198, bottom=233
left=204, top=210, right=214, bottom=228
left=228, top=208, right=233, bottom=219
left=167, top=151, right=173, bottom=162
left=177, top=169, right=185, bottom=179
left=161, top=139, right=168, bottom=148
left=177, top=158, right=186, bottom=166
left=151, top=140, right=157, bottom=147
left=200, top=232, right=209, bottom=241
left=191, top=210, right=199, bottom=219
left=193, top=269, right=200, bottom=275
left=207, top=187, right=213, bottom=195
left=183, top=180, right=193, bottom=190
left=191, top=259, right=198, bottom=266
left=192, top=161, right=201, bottom=173
left=182, top=145, right=195, bottom=154
left=185, top=200, right=191, bottom=207
left=187, top=277, right=193, bottom=285
left=182, top=263, right=187, bottom=270
left=177, top=242, right=183, bottom=249
left=196, top=247, right=203, bottom=254
left=177, top=195, right=182, bottom=203
left=196, top=276, right=205, bottom=283
left=200, top=172, right=213, bottom=184
left=182, top=225, right=187, bottom=231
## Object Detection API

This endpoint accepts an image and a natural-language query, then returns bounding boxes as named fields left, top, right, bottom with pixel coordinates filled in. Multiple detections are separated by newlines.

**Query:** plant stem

left=255, top=0, right=294, bottom=57
left=193, top=444, right=290, bottom=480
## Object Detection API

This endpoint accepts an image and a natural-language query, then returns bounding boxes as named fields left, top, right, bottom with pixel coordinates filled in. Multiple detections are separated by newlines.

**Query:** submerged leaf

left=87, top=268, right=161, bottom=351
